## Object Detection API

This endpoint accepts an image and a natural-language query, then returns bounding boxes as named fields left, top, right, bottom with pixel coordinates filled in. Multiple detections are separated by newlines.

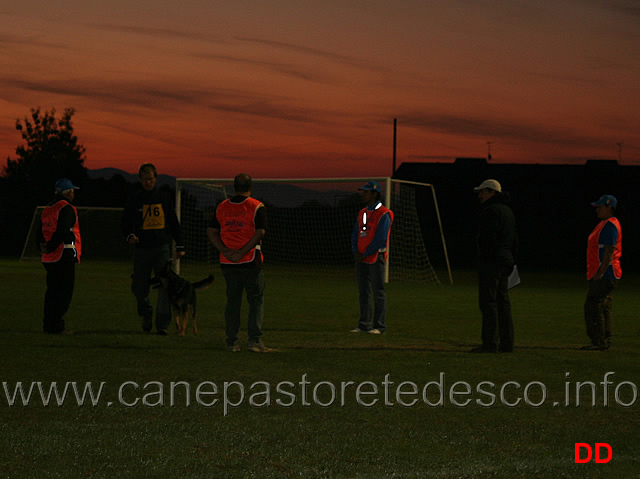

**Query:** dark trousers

left=478, top=261, right=513, bottom=352
left=584, top=279, right=617, bottom=348
left=222, top=267, right=265, bottom=345
left=43, top=260, right=75, bottom=333
left=356, top=256, right=387, bottom=332
left=131, top=245, right=171, bottom=331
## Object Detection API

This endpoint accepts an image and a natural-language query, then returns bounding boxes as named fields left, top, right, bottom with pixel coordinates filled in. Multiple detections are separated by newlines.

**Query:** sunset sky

left=1, top=0, right=639, bottom=179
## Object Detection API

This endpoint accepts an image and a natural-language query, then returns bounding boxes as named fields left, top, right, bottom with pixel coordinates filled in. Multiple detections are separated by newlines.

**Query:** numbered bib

left=142, top=203, right=165, bottom=230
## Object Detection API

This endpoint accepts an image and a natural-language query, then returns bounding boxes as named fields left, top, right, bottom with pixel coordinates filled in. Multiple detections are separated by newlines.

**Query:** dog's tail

left=193, top=274, right=214, bottom=291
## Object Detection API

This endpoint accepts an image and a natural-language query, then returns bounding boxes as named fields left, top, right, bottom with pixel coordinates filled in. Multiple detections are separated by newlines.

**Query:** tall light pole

left=392, top=118, right=397, bottom=176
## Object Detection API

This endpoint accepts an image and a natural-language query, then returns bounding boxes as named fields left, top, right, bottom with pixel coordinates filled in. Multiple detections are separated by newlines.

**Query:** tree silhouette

left=4, top=107, right=87, bottom=204
left=1, top=107, right=88, bottom=255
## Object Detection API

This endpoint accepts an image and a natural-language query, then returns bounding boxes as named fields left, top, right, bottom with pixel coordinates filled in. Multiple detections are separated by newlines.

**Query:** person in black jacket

left=471, top=179, right=518, bottom=353
left=121, top=163, right=185, bottom=334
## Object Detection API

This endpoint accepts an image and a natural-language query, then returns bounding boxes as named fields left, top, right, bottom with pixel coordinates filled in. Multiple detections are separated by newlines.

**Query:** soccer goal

left=20, top=206, right=130, bottom=262
left=175, top=178, right=452, bottom=284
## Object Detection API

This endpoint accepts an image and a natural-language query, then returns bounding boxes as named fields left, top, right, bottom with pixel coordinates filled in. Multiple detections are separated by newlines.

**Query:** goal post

left=20, top=206, right=130, bottom=262
left=175, top=177, right=453, bottom=284
left=391, top=179, right=453, bottom=284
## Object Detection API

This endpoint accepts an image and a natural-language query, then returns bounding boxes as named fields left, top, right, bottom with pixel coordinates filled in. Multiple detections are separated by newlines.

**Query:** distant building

left=394, top=158, right=638, bottom=272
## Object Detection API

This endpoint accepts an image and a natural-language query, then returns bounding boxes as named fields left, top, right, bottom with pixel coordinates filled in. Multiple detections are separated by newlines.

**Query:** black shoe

left=470, top=346, right=498, bottom=353
left=580, top=343, right=605, bottom=351
left=142, top=315, right=152, bottom=333
left=157, top=329, right=168, bottom=336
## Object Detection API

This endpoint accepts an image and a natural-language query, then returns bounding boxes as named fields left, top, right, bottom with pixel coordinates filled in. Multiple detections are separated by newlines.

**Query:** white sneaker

left=368, top=329, right=382, bottom=335
left=247, top=340, right=272, bottom=352
left=350, top=328, right=364, bottom=333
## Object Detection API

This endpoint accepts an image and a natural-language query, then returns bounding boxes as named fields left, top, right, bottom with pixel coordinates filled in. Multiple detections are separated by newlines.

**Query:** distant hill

left=86, top=168, right=363, bottom=208
left=87, top=167, right=175, bottom=188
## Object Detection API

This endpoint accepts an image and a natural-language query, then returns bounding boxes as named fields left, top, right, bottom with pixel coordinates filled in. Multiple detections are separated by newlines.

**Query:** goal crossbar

left=176, top=177, right=452, bottom=284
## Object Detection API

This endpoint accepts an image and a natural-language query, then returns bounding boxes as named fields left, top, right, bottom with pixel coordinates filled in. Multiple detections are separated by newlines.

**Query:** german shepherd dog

left=150, top=262, right=214, bottom=336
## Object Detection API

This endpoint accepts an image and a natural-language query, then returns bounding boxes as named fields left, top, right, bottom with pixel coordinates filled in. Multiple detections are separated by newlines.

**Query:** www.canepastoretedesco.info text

left=2, top=373, right=637, bottom=416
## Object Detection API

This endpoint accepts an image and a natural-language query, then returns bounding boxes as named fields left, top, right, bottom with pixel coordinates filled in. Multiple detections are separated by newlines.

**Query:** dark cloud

left=1, top=78, right=204, bottom=110
left=236, top=36, right=388, bottom=73
left=196, top=53, right=329, bottom=83
left=205, top=101, right=321, bottom=124
left=598, top=0, right=640, bottom=18
left=89, top=23, right=221, bottom=44
left=0, top=31, right=70, bottom=51
left=0, top=76, right=338, bottom=126
left=397, top=112, right=610, bottom=150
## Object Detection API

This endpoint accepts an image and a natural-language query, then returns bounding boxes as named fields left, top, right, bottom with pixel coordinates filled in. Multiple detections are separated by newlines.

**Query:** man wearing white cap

left=471, top=179, right=517, bottom=353
left=582, top=195, right=621, bottom=351
left=37, top=178, right=82, bottom=334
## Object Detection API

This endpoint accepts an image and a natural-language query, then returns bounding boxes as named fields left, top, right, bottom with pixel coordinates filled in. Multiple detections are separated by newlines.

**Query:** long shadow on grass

left=284, top=343, right=583, bottom=353
left=19, top=329, right=586, bottom=354
left=0, top=329, right=148, bottom=335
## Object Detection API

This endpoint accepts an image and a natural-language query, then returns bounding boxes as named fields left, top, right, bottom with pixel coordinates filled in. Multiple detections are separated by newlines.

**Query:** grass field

left=1, top=259, right=639, bottom=478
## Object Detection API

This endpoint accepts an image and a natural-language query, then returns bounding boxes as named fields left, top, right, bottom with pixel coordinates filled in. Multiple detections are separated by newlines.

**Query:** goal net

left=175, top=178, right=452, bottom=284
left=20, top=207, right=131, bottom=262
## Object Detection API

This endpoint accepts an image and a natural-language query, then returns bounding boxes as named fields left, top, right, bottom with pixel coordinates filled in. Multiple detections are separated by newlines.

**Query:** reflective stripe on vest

left=586, top=217, right=621, bottom=279
left=41, top=200, right=82, bottom=263
left=357, top=203, right=393, bottom=264
left=216, top=197, right=264, bottom=264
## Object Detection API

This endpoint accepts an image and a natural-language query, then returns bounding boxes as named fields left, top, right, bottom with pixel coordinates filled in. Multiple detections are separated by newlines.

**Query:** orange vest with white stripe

left=357, top=204, right=393, bottom=264
left=587, top=217, right=621, bottom=279
left=41, top=200, right=82, bottom=263
left=216, top=197, right=264, bottom=264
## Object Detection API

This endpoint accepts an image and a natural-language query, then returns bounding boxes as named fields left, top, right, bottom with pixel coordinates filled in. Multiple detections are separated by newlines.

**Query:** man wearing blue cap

left=350, top=181, right=394, bottom=334
left=37, top=178, right=81, bottom=334
left=582, top=195, right=622, bottom=351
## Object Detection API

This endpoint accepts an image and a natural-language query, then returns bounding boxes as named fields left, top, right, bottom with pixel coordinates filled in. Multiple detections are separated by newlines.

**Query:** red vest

left=41, top=200, right=81, bottom=263
left=216, top=197, right=264, bottom=264
left=587, top=217, right=621, bottom=279
left=356, top=204, right=393, bottom=264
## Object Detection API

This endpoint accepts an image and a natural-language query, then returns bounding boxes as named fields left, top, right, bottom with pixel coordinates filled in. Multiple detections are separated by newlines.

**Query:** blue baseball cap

left=358, top=181, right=381, bottom=193
left=591, top=195, right=617, bottom=209
left=55, top=178, right=80, bottom=193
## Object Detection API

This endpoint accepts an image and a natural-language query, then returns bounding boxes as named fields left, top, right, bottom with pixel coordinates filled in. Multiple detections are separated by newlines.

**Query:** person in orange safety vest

left=350, top=181, right=393, bottom=335
left=37, top=178, right=81, bottom=334
left=208, top=173, right=271, bottom=352
left=582, top=194, right=622, bottom=351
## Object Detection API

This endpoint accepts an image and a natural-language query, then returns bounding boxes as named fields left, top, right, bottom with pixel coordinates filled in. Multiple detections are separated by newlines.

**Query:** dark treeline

left=5, top=158, right=638, bottom=274
left=0, top=173, right=173, bottom=258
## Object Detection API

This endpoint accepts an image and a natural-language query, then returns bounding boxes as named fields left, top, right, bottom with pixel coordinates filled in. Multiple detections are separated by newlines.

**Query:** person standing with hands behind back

left=38, top=178, right=82, bottom=335
left=207, top=173, right=270, bottom=352
left=582, top=195, right=621, bottom=351
left=121, top=163, right=185, bottom=335
left=350, top=181, right=394, bottom=335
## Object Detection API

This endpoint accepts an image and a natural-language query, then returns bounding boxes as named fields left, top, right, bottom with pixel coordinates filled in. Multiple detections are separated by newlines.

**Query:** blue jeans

left=131, top=245, right=171, bottom=331
left=356, top=256, right=387, bottom=332
left=222, top=267, right=265, bottom=345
